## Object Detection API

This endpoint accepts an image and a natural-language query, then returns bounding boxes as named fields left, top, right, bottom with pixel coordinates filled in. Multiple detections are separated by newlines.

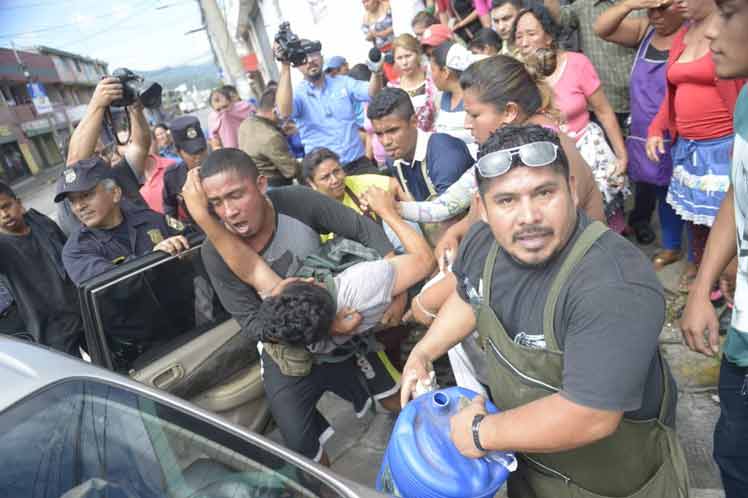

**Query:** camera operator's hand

left=128, top=98, right=144, bottom=113
left=91, top=77, right=124, bottom=110
left=273, top=42, right=290, bottom=66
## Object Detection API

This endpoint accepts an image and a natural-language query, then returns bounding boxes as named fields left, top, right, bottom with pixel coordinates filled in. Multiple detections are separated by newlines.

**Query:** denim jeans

left=714, top=355, right=748, bottom=497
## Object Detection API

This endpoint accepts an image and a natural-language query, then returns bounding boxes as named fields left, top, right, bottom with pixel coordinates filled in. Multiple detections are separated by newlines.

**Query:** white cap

left=445, top=43, right=481, bottom=72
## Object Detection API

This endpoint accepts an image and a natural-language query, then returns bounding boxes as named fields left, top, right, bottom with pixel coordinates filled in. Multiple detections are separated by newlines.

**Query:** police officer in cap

left=57, top=157, right=190, bottom=286
left=162, top=115, right=208, bottom=222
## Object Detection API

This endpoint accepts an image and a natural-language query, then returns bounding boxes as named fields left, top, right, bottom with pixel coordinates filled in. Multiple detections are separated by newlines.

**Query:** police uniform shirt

left=62, top=201, right=185, bottom=286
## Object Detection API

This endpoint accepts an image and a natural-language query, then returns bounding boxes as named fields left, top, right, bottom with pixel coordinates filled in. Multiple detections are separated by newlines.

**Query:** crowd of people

left=1, top=0, right=748, bottom=496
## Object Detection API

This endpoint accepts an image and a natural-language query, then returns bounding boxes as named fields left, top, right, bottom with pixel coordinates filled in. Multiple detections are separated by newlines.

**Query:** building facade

left=0, top=45, right=107, bottom=185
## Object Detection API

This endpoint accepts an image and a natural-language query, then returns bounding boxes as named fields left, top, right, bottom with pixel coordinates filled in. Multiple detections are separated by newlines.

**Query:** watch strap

left=472, top=413, right=487, bottom=452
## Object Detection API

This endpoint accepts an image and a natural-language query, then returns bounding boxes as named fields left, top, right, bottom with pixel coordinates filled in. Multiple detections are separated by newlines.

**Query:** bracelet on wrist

left=472, top=413, right=487, bottom=452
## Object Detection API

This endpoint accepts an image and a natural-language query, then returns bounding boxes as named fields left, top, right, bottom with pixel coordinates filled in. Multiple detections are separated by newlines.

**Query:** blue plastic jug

left=377, top=386, right=517, bottom=498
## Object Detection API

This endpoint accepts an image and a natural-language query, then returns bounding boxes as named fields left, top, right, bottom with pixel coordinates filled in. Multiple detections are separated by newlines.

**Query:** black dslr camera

left=274, top=22, right=322, bottom=67
left=110, top=68, right=163, bottom=109
left=106, top=68, right=163, bottom=146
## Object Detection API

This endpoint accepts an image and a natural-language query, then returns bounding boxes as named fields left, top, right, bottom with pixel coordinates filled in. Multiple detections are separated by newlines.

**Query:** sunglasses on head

left=476, top=141, right=559, bottom=178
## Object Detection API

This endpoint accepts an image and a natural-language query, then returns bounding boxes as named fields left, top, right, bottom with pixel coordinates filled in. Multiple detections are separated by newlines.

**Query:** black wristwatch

left=472, top=414, right=487, bottom=452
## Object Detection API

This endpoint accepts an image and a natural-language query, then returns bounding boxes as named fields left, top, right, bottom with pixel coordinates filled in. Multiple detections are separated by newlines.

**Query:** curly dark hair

left=256, top=282, right=336, bottom=346
left=476, top=124, right=568, bottom=195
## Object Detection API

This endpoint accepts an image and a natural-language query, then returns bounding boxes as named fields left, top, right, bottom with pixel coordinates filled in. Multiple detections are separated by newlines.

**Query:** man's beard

left=308, top=69, right=323, bottom=81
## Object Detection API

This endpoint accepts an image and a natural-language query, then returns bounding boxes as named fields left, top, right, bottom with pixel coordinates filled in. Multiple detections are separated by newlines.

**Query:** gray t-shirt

left=453, top=213, right=674, bottom=423
left=310, top=260, right=396, bottom=354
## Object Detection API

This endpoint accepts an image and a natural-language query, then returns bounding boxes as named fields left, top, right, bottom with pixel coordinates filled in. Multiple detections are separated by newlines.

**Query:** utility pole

left=198, top=0, right=253, bottom=100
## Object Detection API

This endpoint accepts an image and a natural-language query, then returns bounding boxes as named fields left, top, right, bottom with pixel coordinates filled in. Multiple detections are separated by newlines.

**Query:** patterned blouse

left=388, top=73, right=439, bottom=133
left=362, top=6, right=394, bottom=50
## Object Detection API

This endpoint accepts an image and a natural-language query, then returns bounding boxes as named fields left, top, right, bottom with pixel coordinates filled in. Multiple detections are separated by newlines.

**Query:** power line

left=0, top=13, right=115, bottom=39
left=57, top=0, right=165, bottom=49
left=0, top=0, right=77, bottom=11
left=0, top=0, right=194, bottom=40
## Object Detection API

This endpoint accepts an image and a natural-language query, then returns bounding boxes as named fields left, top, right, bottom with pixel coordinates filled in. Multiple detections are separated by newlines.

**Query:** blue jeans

left=655, top=185, right=684, bottom=252
left=714, top=355, right=748, bottom=497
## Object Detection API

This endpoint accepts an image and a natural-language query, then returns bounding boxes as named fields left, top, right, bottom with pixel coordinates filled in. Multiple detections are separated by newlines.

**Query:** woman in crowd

left=207, top=87, right=254, bottom=150
left=595, top=0, right=685, bottom=266
left=388, top=34, right=439, bottom=132
left=362, top=0, right=398, bottom=81
left=646, top=0, right=745, bottom=290
left=467, top=27, right=502, bottom=55
left=152, top=123, right=180, bottom=161
left=512, top=4, right=629, bottom=232
left=395, top=55, right=604, bottom=234
left=430, top=41, right=478, bottom=154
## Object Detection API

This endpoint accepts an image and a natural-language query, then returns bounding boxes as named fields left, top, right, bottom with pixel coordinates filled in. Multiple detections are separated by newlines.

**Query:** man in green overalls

left=401, top=124, right=689, bottom=498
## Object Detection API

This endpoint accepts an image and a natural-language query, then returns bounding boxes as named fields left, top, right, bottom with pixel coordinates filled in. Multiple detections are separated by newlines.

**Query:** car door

left=78, top=236, right=269, bottom=433
left=0, top=375, right=383, bottom=498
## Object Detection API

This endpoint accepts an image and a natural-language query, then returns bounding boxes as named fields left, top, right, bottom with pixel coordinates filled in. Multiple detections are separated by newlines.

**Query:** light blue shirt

left=292, top=75, right=369, bottom=164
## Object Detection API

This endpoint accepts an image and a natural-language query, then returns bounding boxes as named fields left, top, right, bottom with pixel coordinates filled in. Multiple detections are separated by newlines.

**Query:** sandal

left=678, top=263, right=698, bottom=294
left=652, top=250, right=681, bottom=271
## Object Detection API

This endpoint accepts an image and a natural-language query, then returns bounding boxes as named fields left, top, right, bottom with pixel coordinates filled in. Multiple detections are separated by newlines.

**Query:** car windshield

left=0, top=378, right=345, bottom=498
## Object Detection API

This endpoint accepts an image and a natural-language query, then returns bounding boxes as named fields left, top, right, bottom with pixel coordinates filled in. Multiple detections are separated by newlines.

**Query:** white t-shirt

left=731, top=87, right=748, bottom=333
left=308, top=259, right=396, bottom=354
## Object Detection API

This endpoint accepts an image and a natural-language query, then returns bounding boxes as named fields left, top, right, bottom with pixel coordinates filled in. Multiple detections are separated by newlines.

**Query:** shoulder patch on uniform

left=147, top=229, right=164, bottom=245
left=64, top=169, right=77, bottom=184
left=165, top=215, right=185, bottom=232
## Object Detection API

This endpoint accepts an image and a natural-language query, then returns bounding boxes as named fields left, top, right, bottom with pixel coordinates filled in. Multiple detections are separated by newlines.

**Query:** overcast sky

left=0, top=0, right=214, bottom=71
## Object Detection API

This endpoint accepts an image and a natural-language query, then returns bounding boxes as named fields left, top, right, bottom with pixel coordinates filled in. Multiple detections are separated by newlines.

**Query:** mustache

left=513, top=225, right=553, bottom=242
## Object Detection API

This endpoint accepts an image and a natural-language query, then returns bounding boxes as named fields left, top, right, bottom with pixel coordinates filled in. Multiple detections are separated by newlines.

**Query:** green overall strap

left=482, top=241, right=501, bottom=306
left=542, top=221, right=609, bottom=351
left=475, top=241, right=501, bottom=349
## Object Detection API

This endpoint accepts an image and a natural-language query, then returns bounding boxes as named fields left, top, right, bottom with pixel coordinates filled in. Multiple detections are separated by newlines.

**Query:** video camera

left=274, top=22, right=322, bottom=67
left=110, top=68, right=163, bottom=109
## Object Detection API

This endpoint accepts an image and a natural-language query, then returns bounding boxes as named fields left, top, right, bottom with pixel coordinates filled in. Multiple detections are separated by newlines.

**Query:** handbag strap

left=344, top=186, right=381, bottom=225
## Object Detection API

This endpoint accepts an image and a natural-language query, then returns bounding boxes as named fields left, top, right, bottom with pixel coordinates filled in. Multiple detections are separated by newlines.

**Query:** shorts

left=261, top=348, right=400, bottom=461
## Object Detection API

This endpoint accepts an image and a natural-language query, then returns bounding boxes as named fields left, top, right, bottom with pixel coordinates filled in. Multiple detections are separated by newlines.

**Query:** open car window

left=79, top=238, right=230, bottom=374
left=0, top=378, right=349, bottom=498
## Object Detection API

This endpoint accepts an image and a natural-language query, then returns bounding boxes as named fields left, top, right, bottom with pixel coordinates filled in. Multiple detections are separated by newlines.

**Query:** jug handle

left=484, top=452, right=518, bottom=472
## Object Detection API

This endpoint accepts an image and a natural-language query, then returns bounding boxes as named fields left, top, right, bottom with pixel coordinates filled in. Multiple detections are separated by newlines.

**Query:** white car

left=0, top=336, right=387, bottom=498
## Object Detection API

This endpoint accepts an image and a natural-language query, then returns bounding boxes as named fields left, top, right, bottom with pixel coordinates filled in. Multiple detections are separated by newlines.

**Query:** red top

left=668, top=53, right=733, bottom=140
left=139, top=154, right=175, bottom=214
left=648, top=25, right=747, bottom=140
